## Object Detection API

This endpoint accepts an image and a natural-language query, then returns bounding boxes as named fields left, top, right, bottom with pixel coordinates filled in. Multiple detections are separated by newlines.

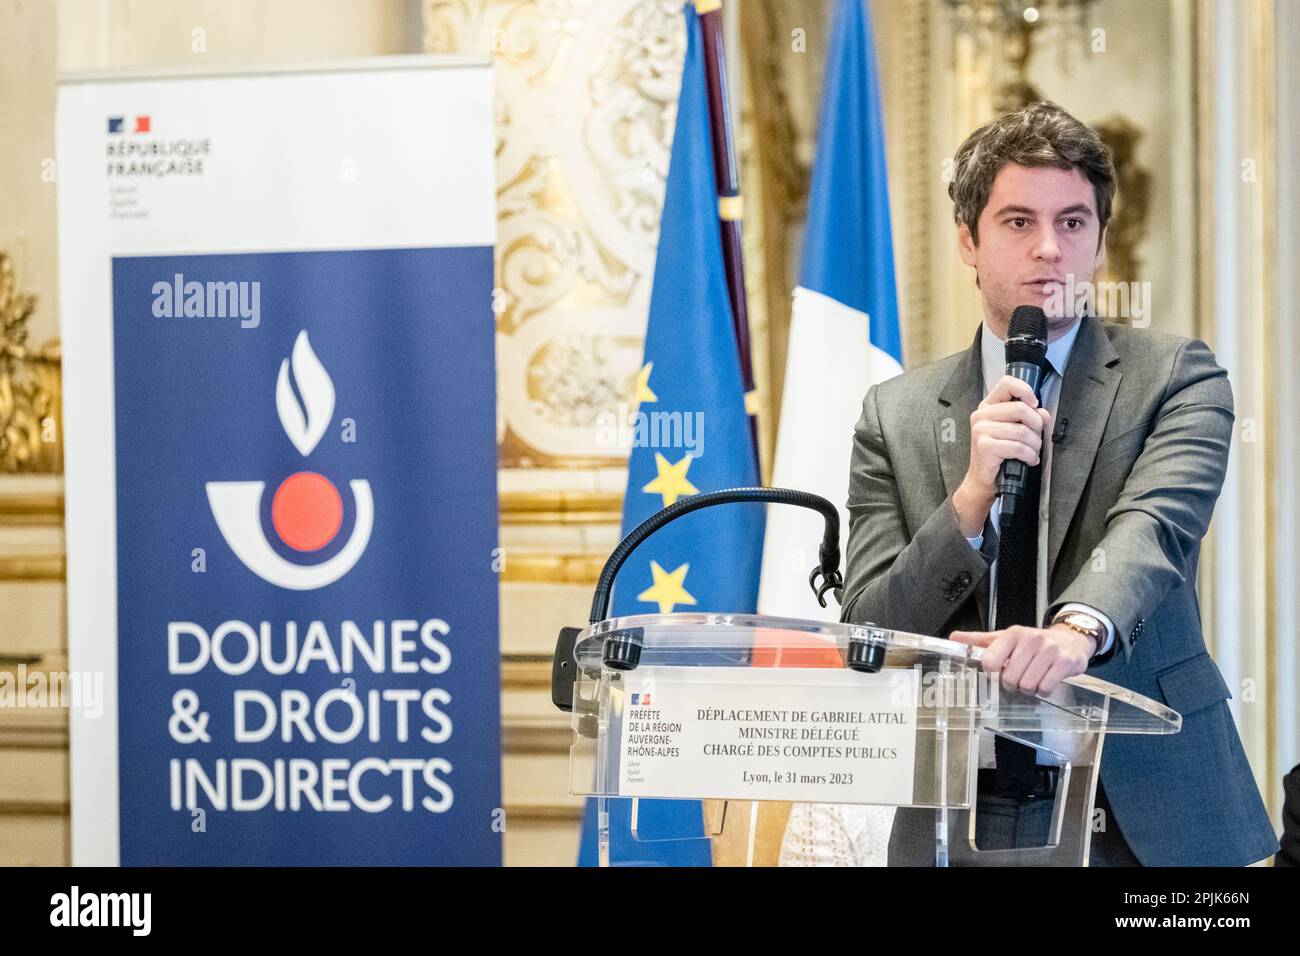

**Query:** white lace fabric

left=778, top=803, right=896, bottom=867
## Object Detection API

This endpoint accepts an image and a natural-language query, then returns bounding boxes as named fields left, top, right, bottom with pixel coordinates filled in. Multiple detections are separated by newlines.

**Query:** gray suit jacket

left=841, top=314, right=1278, bottom=866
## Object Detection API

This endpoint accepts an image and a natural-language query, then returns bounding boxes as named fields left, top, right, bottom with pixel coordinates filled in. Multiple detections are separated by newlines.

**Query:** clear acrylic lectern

left=554, top=611, right=1180, bottom=867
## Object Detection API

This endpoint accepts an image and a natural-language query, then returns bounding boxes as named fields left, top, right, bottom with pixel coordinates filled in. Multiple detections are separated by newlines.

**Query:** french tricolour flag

left=758, top=0, right=903, bottom=624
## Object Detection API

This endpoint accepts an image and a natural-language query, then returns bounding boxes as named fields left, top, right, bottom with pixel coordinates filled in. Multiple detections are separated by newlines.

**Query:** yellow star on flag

left=642, top=452, right=699, bottom=507
left=633, top=362, right=658, bottom=405
left=637, top=561, right=697, bottom=614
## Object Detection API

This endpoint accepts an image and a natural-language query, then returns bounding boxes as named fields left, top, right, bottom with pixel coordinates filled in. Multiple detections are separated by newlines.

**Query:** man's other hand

left=948, top=623, right=1095, bottom=694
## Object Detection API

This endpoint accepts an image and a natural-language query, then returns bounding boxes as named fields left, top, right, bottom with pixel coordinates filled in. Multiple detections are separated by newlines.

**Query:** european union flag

left=577, top=3, right=765, bottom=867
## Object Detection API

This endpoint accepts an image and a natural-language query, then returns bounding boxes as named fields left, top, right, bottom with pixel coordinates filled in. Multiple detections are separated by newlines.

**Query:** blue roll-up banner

left=57, top=58, right=501, bottom=865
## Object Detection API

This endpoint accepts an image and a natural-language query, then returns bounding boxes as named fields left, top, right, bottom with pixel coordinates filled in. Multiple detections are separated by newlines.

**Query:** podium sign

left=618, top=666, right=918, bottom=805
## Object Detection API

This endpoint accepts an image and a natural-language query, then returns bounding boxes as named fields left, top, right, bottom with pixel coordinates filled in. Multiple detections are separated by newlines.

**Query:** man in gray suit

left=841, top=101, right=1277, bottom=866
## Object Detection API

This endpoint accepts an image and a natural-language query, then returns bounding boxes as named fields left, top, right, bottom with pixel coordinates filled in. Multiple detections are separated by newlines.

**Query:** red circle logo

left=271, top=471, right=343, bottom=552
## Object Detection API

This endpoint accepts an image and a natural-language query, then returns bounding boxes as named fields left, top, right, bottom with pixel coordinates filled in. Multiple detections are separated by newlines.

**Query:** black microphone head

left=1006, top=305, right=1048, bottom=365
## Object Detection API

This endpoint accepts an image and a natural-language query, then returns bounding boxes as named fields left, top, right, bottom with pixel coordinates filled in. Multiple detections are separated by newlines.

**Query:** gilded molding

left=499, top=552, right=605, bottom=584
left=0, top=800, right=69, bottom=817
left=0, top=491, right=64, bottom=526
left=0, top=253, right=62, bottom=474
left=0, top=554, right=65, bottom=581
left=0, top=663, right=71, bottom=749
left=501, top=720, right=573, bottom=756
left=502, top=802, right=583, bottom=822
left=498, top=489, right=621, bottom=525
left=500, top=655, right=553, bottom=688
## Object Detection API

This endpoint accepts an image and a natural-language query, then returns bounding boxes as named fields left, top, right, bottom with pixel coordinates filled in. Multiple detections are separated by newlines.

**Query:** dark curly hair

left=949, top=101, right=1117, bottom=249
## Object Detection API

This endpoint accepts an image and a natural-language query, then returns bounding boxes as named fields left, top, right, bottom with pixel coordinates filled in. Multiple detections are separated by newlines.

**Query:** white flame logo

left=276, top=331, right=334, bottom=456
left=206, top=331, right=374, bottom=590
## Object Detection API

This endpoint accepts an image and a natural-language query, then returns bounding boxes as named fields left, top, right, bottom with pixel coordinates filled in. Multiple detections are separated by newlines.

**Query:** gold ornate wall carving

left=0, top=253, right=64, bottom=863
left=0, top=253, right=61, bottom=474
left=425, top=0, right=687, bottom=470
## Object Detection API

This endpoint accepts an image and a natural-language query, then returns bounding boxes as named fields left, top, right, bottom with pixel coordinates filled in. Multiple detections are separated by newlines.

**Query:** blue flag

left=801, top=0, right=901, bottom=360
left=577, top=3, right=765, bottom=867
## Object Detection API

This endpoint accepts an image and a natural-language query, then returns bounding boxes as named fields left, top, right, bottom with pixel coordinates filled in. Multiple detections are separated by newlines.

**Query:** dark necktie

left=993, top=457, right=1042, bottom=631
left=991, top=365, right=1050, bottom=794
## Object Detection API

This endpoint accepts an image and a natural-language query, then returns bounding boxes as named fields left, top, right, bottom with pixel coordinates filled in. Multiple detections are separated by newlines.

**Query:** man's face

left=957, top=163, right=1107, bottom=340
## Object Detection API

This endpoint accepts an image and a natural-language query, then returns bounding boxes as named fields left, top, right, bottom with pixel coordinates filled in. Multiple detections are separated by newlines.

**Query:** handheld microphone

left=995, top=305, right=1049, bottom=521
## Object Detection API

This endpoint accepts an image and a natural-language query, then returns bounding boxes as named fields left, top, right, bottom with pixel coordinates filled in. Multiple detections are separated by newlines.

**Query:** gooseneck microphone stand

left=553, top=487, right=898, bottom=715
left=587, top=487, right=844, bottom=624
